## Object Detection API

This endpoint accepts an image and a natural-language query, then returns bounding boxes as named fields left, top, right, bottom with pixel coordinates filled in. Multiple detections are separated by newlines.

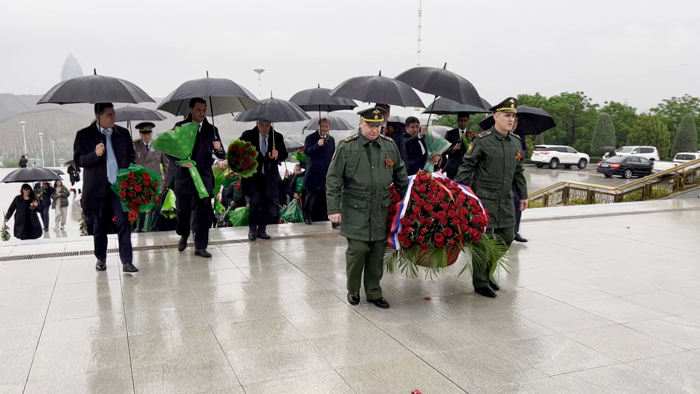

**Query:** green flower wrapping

left=160, top=189, right=177, bottom=219
left=292, top=149, right=308, bottom=164
left=111, top=164, right=163, bottom=216
left=227, top=140, right=259, bottom=178
left=152, top=122, right=209, bottom=199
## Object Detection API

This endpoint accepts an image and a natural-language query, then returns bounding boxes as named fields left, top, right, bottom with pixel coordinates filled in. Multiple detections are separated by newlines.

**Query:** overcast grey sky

left=2, top=0, right=699, bottom=115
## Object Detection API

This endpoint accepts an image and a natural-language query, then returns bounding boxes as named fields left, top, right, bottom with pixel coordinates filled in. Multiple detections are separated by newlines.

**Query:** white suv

left=604, top=146, right=660, bottom=161
left=531, top=145, right=590, bottom=169
left=673, top=152, right=700, bottom=165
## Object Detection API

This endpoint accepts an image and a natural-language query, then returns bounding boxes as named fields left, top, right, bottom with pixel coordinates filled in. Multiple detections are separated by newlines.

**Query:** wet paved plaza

left=1, top=199, right=700, bottom=393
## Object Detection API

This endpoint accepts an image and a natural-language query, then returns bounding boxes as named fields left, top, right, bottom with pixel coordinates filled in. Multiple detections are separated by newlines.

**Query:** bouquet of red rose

left=227, top=140, right=259, bottom=178
left=386, top=171, right=507, bottom=278
left=111, top=164, right=162, bottom=223
left=292, top=148, right=308, bottom=164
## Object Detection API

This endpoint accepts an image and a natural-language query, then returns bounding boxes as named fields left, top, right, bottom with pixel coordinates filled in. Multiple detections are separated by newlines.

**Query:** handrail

left=529, top=157, right=700, bottom=206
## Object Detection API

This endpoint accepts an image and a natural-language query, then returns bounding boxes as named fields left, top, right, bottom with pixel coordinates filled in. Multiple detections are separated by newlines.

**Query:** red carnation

left=424, top=204, right=433, bottom=212
left=146, top=191, right=152, bottom=197
left=419, top=227, right=428, bottom=234
left=112, top=216, right=116, bottom=223
left=245, top=142, right=251, bottom=148
left=129, top=180, right=135, bottom=186
left=120, top=181, right=128, bottom=188
left=417, top=185, right=427, bottom=194
left=142, top=173, right=151, bottom=180
left=127, top=172, right=135, bottom=179
left=417, top=235, right=425, bottom=243
left=242, top=163, right=249, bottom=170
left=119, top=191, right=127, bottom=198
left=437, top=211, right=447, bottom=219
left=412, top=206, right=421, bottom=214
left=154, top=197, right=160, bottom=203
left=439, top=218, right=448, bottom=226
left=447, top=210, right=456, bottom=218
left=128, top=191, right=135, bottom=198
left=135, top=197, right=142, bottom=204
left=134, top=185, right=143, bottom=192
left=434, top=233, right=444, bottom=243
left=402, top=239, right=412, bottom=248
left=398, top=234, right=406, bottom=242
left=238, top=148, right=245, bottom=154
left=144, top=180, right=151, bottom=187
left=419, top=244, right=430, bottom=252
left=152, top=182, right=158, bottom=188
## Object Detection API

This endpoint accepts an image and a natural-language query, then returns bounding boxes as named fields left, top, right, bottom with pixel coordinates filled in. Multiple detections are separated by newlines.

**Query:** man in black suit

left=240, top=120, right=288, bottom=241
left=376, top=104, right=408, bottom=163
left=173, top=98, right=227, bottom=258
left=302, top=118, right=336, bottom=225
left=443, top=112, right=473, bottom=179
left=74, top=103, right=138, bottom=272
left=402, top=116, right=430, bottom=176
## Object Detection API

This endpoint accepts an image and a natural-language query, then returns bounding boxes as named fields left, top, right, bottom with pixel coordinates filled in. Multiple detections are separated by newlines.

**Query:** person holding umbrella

left=240, top=120, right=288, bottom=241
left=443, top=112, right=473, bottom=179
left=4, top=184, right=42, bottom=240
left=512, top=116, right=528, bottom=243
left=172, top=98, right=227, bottom=258
left=67, top=161, right=81, bottom=186
left=74, top=103, right=139, bottom=272
left=302, top=118, right=336, bottom=226
left=326, top=107, right=408, bottom=309
left=455, top=98, right=528, bottom=298
left=133, top=122, right=169, bottom=232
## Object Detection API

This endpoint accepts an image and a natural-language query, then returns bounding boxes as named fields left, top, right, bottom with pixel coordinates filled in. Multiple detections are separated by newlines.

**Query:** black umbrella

left=64, top=160, right=75, bottom=166
left=395, top=63, right=482, bottom=107
left=50, top=169, right=66, bottom=176
left=158, top=74, right=260, bottom=117
left=423, top=97, right=491, bottom=115
left=115, top=106, right=167, bottom=122
left=37, top=69, right=154, bottom=105
left=290, top=85, right=357, bottom=112
left=478, top=106, right=556, bottom=136
left=302, top=115, right=354, bottom=132
left=283, top=139, right=304, bottom=152
left=233, top=97, right=311, bottom=123
left=329, top=72, right=425, bottom=108
left=2, top=168, right=62, bottom=183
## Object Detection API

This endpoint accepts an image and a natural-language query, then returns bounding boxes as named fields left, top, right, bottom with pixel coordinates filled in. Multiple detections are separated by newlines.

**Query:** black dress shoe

left=368, top=298, right=390, bottom=309
left=332, top=222, right=340, bottom=229
left=514, top=233, right=528, bottom=243
left=347, top=292, right=360, bottom=305
left=304, top=219, right=313, bottom=225
left=178, top=236, right=188, bottom=252
left=257, top=230, right=271, bottom=240
left=95, top=259, right=106, bottom=271
left=122, top=263, right=139, bottom=273
left=488, top=280, right=500, bottom=291
left=475, top=287, right=497, bottom=298
left=194, top=249, right=212, bottom=258
left=248, top=230, right=257, bottom=241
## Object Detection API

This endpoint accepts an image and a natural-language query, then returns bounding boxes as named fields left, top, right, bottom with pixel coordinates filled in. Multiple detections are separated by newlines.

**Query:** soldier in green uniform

left=455, top=97, right=529, bottom=298
left=326, top=107, right=409, bottom=309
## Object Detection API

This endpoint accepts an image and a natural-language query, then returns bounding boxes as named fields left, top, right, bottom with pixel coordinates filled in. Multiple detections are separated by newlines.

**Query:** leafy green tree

left=434, top=114, right=457, bottom=128
left=650, top=95, right=700, bottom=143
left=534, top=133, right=545, bottom=145
left=590, top=113, right=617, bottom=156
left=545, top=92, right=599, bottom=151
left=599, top=101, right=637, bottom=147
left=671, top=113, right=698, bottom=156
left=628, top=115, right=671, bottom=159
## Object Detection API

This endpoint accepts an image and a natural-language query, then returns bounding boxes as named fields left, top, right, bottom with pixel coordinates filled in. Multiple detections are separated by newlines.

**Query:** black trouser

left=40, top=204, right=50, bottom=230
left=249, top=183, right=277, bottom=232
left=176, top=193, right=211, bottom=250
left=303, top=187, right=327, bottom=222
left=91, top=194, right=132, bottom=264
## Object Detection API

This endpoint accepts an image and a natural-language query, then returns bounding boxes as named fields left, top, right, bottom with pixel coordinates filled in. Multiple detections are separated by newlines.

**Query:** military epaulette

left=477, top=131, right=492, bottom=138
left=510, top=132, right=521, bottom=140
left=344, top=135, right=359, bottom=142
left=379, top=134, right=394, bottom=142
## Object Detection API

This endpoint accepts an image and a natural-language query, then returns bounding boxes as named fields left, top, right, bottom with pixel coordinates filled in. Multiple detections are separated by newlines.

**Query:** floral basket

left=227, top=140, right=259, bottom=178
left=385, top=171, right=508, bottom=278
left=111, top=164, right=162, bottom=223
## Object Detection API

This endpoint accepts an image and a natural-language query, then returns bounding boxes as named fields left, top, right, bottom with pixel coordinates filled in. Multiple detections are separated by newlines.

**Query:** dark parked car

left=597, top=155, right=654, bottom=179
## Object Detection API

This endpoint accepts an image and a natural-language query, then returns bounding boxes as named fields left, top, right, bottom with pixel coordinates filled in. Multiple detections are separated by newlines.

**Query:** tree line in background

left=435, top=93, right=700, bottom=160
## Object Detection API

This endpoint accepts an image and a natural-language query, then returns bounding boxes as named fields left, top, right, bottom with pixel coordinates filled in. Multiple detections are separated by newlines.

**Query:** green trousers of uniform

left=473, top=227, right=515, bottom=289
left=346, top=238, right=386, bottom=300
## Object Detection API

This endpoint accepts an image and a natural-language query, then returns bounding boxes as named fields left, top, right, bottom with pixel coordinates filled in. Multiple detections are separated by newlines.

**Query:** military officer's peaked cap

left=489, top=97, right=518, bottom=113
left=135, top=122, right=155, bottom=133
left=357, top=107, right=387, bottom=125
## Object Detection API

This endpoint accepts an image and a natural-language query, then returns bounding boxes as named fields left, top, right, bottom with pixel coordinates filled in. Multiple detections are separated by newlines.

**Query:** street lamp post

left=51, top=140, right=56, bottom=167
left=19, top=121, right=27, bottom=155
left=253, top=67, right=265, bottom=98
left=38, top=133, right=45, bottom=167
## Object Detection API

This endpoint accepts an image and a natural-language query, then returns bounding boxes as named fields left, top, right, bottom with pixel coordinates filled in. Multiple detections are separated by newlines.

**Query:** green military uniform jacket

left=326, top=131, right=409, bottom=242
left=454, top=128, right=528, bottom=229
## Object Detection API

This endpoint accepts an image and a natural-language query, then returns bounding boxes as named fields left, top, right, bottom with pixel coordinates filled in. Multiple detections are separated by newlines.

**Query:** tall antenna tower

left=253, top=67, right=265, bottom=98
left=415, top=0, right=423, bottom=115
